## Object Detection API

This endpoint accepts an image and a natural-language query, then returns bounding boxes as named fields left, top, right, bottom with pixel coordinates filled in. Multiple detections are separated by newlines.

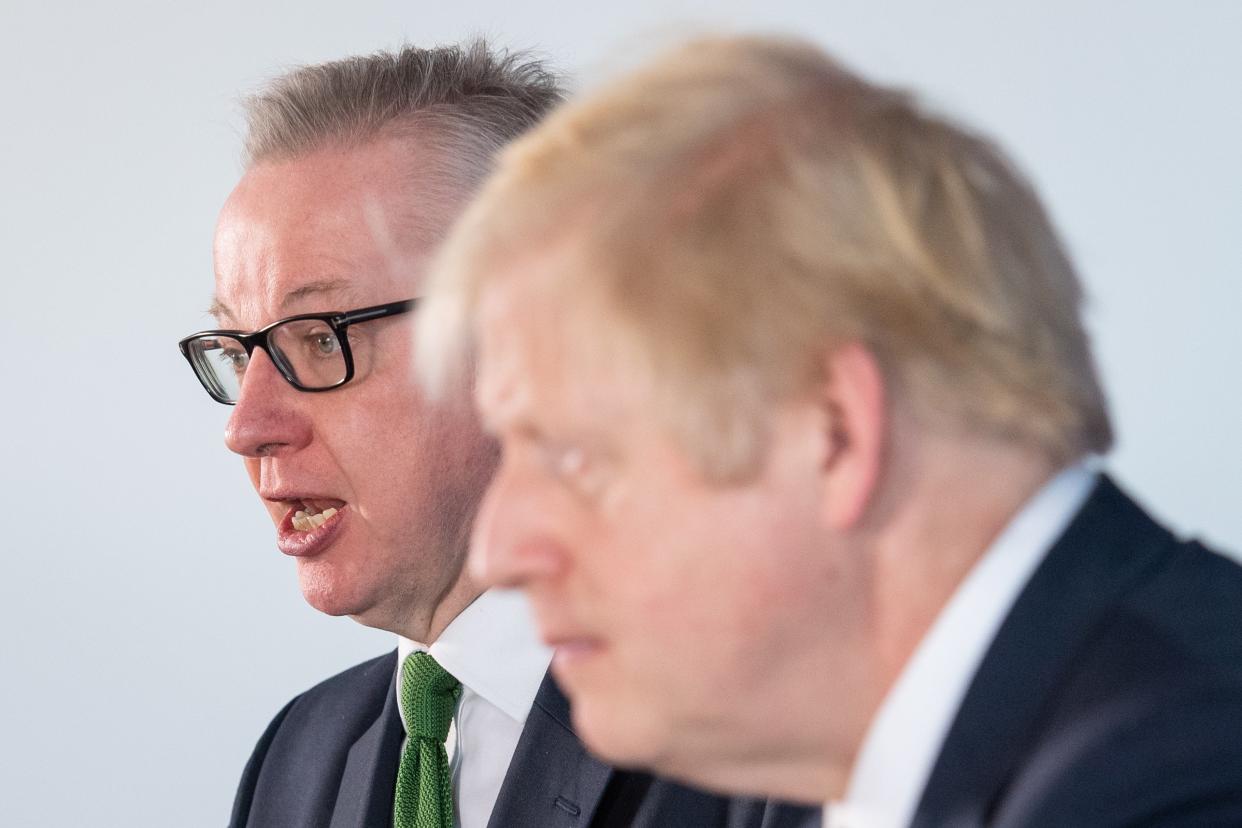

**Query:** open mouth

left=288, top=499, right=346, bottom=532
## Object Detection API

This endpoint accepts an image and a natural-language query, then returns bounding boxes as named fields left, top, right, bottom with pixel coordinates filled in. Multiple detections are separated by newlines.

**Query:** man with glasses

left=181, top=42, right=815, bottom=828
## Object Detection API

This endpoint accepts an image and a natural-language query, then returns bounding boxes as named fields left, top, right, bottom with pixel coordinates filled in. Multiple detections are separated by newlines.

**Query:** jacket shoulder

left=283, top=650, right=397, bottom=717
left=249, top=649, right=397, bottom=760
left=1126, top=536, right=1242, bottom=668
left=996, top=683, right=1242, bottom=826
left=997, top=521, right=1242, bottom=824
left=228, top=651, right=397, bottom=827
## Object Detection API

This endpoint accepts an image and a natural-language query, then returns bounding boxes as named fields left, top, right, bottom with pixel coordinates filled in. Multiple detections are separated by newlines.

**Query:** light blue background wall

left=1, top=1, right=1238, bottom=824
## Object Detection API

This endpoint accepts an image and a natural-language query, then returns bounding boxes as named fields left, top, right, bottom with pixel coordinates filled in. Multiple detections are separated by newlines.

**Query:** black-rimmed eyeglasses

left=178, top=299, right=417, bottom=405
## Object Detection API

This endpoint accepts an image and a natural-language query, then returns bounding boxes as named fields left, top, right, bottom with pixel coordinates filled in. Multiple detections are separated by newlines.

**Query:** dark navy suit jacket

left=228, top=654, right=819, bottom=827
left=910, top=476, right=1242, bottom=826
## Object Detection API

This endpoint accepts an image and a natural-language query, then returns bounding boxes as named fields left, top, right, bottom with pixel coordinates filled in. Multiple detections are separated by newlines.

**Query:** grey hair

left=241, top=39, right=564, bottom=195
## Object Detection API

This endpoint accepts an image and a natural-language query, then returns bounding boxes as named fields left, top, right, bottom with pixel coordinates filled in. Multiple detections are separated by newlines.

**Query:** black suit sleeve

left=993, top=686, right=1242, bottom=827
left=228, top=695, right=301, bottom=828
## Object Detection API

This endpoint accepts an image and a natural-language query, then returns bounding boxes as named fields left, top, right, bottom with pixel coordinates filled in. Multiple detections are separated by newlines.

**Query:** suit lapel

left=911, top=476, right=1174, bottom=826
left=488, top=672, right=617, bottom=828
left=330, top=655, right=406, bottom=828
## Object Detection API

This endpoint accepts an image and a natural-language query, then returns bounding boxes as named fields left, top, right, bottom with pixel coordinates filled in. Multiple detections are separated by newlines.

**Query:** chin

left=577, top=703, right=748, bottom=798
left=296, top=559, right=379, bottom=619
left=571, top=691, right=669, bottom=770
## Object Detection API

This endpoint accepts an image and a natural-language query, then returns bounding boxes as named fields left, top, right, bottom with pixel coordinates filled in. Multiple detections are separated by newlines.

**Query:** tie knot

left=399, top=652, right=461, bottom=742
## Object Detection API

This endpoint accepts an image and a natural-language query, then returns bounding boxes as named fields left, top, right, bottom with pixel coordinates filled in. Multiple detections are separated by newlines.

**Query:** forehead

left=212, top=140, right=440, bottom=326
left=473, top=246, right=644, bottom=437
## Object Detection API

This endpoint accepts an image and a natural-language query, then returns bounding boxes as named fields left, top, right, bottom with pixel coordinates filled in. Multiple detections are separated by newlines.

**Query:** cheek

left=652, top=512, right=805, bottom=650
left=343, top=386, right=494, bottom=542
left=585, top=533, right=712, bottom=656
left=243, top=458, right=262, bottom=492
left=587, top=492, right=716, bottom=622
left=330, top=384, right=425, bottom=475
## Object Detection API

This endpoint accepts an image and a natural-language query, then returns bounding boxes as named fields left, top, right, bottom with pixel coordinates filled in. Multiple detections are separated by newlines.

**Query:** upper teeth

left=292, top=507, right=338, bottom=532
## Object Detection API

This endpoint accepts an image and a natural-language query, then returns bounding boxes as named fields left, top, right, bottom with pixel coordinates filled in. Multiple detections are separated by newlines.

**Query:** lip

left=275, top=504, right=347, bottom=558
left=546, top=634, right=606, bottom=678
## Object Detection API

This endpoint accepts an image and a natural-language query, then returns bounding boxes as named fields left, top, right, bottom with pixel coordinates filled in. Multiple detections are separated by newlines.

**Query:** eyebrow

left=279, top=279, right=354, bottom=309
left=206, top=297, right=233, bottom=323
left=207, top=279, right=355, bottom=324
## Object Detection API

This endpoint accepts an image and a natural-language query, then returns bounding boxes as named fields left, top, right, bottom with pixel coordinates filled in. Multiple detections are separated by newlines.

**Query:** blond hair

left=419, top=35, right=1112, bottom=479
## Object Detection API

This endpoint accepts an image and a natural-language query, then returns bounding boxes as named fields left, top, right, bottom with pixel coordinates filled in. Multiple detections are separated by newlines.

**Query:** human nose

left=223, top=348, right=313, bottom=458
left=470, top=453, right=569, bottom=590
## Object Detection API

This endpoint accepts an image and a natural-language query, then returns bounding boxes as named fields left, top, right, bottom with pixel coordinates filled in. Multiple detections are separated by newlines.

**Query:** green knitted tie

left=393, top=652, right=461, bottom=828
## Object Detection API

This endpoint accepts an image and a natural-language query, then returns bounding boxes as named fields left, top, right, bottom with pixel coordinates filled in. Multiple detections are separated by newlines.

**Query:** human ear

left=815, top=342, right=886, bottom=530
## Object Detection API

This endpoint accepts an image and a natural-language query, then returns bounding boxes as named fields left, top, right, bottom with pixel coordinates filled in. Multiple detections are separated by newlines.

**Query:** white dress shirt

left=825, top=463, right=1098, bottom=828
left=396, top=588, right=553, bottom=828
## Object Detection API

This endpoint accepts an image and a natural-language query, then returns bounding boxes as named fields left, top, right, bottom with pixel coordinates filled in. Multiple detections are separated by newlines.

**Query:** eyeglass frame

left=177, top=298, right=418, bottom=405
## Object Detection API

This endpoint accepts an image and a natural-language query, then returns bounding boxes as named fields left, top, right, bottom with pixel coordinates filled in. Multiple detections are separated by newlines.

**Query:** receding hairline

left=222, top=39, right=566, bottom=306
left=238, top=39, right=564, bottom=170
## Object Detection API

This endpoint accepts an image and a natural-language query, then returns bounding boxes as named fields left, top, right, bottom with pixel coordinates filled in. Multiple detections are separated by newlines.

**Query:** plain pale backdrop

left=1, top=1, right=1238, bottom=825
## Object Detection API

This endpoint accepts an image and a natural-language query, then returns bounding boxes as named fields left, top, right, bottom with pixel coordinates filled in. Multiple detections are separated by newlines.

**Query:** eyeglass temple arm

left=336, top=299, right=418, bottom=326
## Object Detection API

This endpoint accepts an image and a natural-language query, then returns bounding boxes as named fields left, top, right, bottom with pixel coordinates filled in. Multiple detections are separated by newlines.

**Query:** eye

left=539, top=441, right=612, bottom=502
left=304, top=328, right=341, bottom=358
left=217, top=346, right=249, bottom=375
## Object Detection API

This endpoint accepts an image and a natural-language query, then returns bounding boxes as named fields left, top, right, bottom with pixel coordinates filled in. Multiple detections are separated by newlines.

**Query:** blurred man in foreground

left=418, top=35, right=1242, bottom=826
left=180, top=41, right=814, bottom=828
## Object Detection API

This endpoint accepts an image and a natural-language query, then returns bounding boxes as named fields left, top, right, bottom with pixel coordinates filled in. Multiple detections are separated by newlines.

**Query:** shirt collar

left=397, top=588, right=553, bottom=724
left=829, top=462, right=1099, bottom=828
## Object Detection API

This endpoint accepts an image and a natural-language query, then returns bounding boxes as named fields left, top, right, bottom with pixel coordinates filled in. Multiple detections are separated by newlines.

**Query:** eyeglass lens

left=186, top=319, right=348, bottom=403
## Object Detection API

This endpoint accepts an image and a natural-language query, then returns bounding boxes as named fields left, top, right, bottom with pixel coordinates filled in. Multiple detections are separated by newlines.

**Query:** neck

left=697, top=431, right=1062, bottom=806
left=865, top=429, right=1059, bottom=717
left=419, top=576, right=486, bottom=644
left=359, top=570, right=486, bottom=645
left=802, top=430, right=1060, bottom=801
